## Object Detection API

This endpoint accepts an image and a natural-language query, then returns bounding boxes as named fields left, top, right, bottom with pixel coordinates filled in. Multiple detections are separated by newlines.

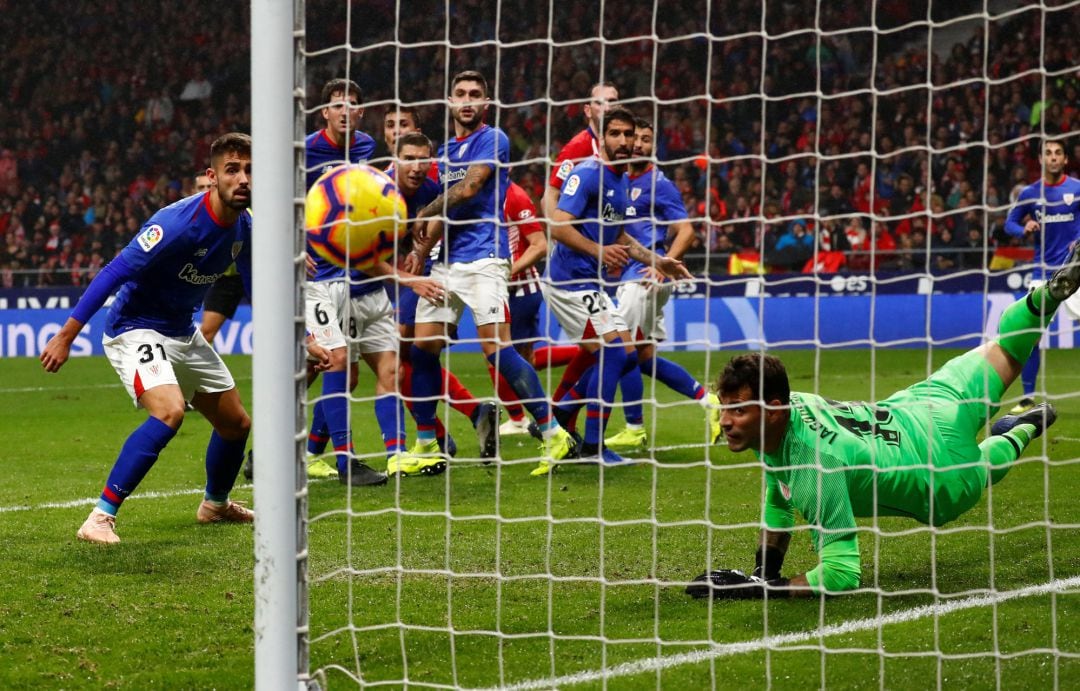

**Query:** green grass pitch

left=1, top=350, right=1078, bottom=688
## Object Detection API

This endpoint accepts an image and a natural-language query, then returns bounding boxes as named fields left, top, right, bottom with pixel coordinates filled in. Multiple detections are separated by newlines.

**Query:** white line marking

left=474, top=575, right=1080, bottom=691
left=0, top=486, right=226, bottom=513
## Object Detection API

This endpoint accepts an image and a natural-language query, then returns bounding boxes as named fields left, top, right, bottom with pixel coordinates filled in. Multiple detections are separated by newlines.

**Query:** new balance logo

left=489, top=306, right=499, bottom=314
left=195, top=248, right=208, bottom=257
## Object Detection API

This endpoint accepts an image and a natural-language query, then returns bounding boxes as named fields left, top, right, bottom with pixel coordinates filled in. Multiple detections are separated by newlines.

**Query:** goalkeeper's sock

left=204, top=430, right=249, bottom=502
left=552, top=349, right=596, bottom=402
left=641, top=356, right=707, bottom=402
left=979, top=423, right=1035, bottom=486
left=321, top=371, right=353, bottom=474
left=487, top=363, right=526, bottom=420
left=1020, top=349, right=1040, bottom=398
left=534, top=344, right=580, bottom=370
left=487, top=346, right=552, bottom=426
left=374, top=394, right=406, bottom=457
left=97, top=416, right=178, bottom=516
left=443, top=367, right=477, bottom=419
left=996, top=286, right=1059, bottom=363
left=307, top=400, right=329, bottom=455
left=409, top=346, right=441, bottom=431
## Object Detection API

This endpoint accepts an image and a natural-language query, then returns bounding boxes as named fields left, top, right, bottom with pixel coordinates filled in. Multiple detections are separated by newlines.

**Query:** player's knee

left=328, top=347, right=349, bottom=370
left=153, top=403, right=188, bottom=430
left=218, top=411, right=252, bottom=441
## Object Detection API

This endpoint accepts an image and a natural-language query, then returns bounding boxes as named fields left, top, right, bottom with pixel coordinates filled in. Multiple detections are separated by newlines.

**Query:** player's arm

left=616, top=230, right=693, bottom=280
left=549, top=208, right=629, bottom=268
left=541, top=185, right=561, bottom=220
left=510, top=221, right=549, bottom=276
left=41, top=256, right=138, bottom=372
left=664, top=220, right=696, bottom=262
left=416, top=163, right=492, bottom=221
left=1004, top=190, right=1038, bottom=236
left=405, top=219, right=445, bottom=275
left=366, top=260, right=445, bottom=304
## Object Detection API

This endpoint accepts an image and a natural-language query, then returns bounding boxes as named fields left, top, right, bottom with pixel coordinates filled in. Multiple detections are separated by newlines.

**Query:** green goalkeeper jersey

left=760, top=384, right=992, bottom=551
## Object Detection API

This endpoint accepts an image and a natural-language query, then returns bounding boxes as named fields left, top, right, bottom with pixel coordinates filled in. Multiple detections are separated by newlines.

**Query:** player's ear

left=764, top=399, right=786, bottom=424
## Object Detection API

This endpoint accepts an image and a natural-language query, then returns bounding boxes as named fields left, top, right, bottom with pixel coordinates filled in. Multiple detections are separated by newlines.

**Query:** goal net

left=258, top=0, right=1080, bottom=687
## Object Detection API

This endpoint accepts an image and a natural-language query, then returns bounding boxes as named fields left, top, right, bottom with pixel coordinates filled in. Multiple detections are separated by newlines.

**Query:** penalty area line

left=474, top=575, right=1080, bottom=691
left=0, top=486, right=231, bottom=513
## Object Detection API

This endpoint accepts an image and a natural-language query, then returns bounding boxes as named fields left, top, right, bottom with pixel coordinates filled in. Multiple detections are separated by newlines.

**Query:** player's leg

left=604, top=284, right=648, bottom=451
left=356, top=292, right=413, bottom=480
left=191, top=387, right=255, bottom=522
left=78, top=331, right=188, bottom=544
left=497, top=291, right=542, bottom=437
left=1014, top=352, right=1039, bottom=413
left=636, top=342, right=721, bottom=445
left=533, top=344, right=581, bottom=370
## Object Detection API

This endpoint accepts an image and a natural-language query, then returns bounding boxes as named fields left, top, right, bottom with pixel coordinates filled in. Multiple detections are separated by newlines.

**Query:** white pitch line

left=475, top=575, right=1080, bottom=691
left=0, top=486, right=227, bottom=513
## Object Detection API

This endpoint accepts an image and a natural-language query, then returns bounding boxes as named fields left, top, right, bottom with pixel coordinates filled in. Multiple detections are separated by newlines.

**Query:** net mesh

left=290, top=0, right=1080, bottom=687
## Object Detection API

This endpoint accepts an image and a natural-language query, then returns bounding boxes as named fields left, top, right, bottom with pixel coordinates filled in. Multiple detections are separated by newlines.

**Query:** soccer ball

left=305, top=164, right=407, bottom=271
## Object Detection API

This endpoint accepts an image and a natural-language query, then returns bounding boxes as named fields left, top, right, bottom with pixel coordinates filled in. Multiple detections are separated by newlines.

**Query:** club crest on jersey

left=630, top=187, right=642, bottom=201
left=1066, top=193, right=1075, bottom=206
left=231, top=241, right=243, bottom=259
left=137, top=225, right=164, bottom=252
left=564, top=175, right=581, bottom=196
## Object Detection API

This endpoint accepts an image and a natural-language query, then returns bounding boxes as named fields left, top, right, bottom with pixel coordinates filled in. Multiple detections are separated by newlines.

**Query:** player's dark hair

left=321, top=78, right=362, bottom=105
left=601, top=107, right=637, bottom=135
left=634, top=117, right=653, bottom=133
left=1041, top=138, right=1067, bottom=157
left=451, top=70, right=488, bottom=97
left=387, top=103, right=423, bottom=130
left=719, top=354, right=791, bottom=406
left=209, top=132, right=251, bottom=166
left=395, top=131, right=433, bottom=156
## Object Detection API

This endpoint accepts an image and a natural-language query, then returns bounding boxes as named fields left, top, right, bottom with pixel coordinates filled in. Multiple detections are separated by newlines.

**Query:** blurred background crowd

left=1, top=0, right=1078, bottom=287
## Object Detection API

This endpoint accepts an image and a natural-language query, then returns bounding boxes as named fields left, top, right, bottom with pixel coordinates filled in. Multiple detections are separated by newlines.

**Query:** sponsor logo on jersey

left=564, top=175, right=580, bottom=196
left=442, top=168, right=467, bottom=184
left=518, top=209, right=533, bottom=220
left=601, top=202, right=623, bottom=222
left=556, top=160, right=574, bottom=181
left=625, top=206, right=637, bottom=217
left=630, top=187, right=642, bottom=201
left=1037, top=211, right=1076, bottom=223
left=178, top=263, right=223, bottom=286
left=137, top=224, right=164, bottom=252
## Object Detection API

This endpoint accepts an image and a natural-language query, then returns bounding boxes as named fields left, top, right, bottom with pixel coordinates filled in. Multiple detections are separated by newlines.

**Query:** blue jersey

left=547, top=159, right=628, bottom=292
left=1005, top=175, right=1080, bottom=277
left=305, top=129, right=377, bottom=283
left=620, top=166, right=688, bottom=281
left=107, top=192, right=252, bottom=338
left=437, top=124, right=510, bottom=263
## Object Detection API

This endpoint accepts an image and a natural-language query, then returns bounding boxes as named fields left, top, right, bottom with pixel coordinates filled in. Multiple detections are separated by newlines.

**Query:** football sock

left=979, top=423, right=1035, bottom=485
left=307, top=401, right=329, bottom=455
left=443, top=367, right=477, bottom=419
left=584, top=340, right=628, bottom=445
left=205, top=431, right=249, bottom=502
left=554, top=364, right=594, bottom=432
left=488, top=345, right=552, bottom=427
left=641, top=357, right=707, bottom=401
left=996, top=286, right=1059, bottom=364
left=487, top=363, right=526, bottom=420
left=410, top=346, right=441, bottom=442
left=534, top=344, right=580, bottom=370
left=552, top=349, right=596, bottom=403
left=96, top=416, right=177, bottom=516
left=374, top=394, right=406, bottom=457
left=619, top=357, right=645, bottom=426
left=321, top=370, right=353, bottom=474
left=1020, top=349, right=1040, bottom=398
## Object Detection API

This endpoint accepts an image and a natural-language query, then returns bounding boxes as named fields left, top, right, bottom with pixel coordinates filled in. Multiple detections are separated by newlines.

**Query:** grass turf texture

left=1, top=350, right=1078, bottom=688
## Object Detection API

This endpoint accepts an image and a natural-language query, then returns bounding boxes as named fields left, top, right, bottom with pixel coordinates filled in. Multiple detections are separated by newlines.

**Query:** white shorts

left=415, top=258, right=510, bottom=327
left=1031, top=279, right=1080, bottom=320
left=305, top=280, right=349, bottom=351
left=541, top=283, right=626, bottom=342
left=614, top=281, right=673, bottom=343
left=104, top=328, right=235, bottom=407
left=345, top=289, right=397, bottom=355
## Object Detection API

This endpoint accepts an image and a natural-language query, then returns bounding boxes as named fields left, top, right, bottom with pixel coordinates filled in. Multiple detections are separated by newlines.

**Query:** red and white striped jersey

left=505, top=181, right=544, bottom=296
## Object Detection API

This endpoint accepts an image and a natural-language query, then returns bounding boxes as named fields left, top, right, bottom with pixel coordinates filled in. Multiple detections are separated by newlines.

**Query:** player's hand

left=656, top=256, right=693, bottom=281
left=305, top=254, right=317, bottom=277
left=600, top=244, right=629, bottom=269
left=641, top=266, right=666, bottom=285
left=686, top=569, right=788, bottom=600
left=1024, top=219, right=1040, bottom=235
left=403, top=250, right=424, bottom=275
left=40, top=333, right=73, bottom=373
left=305, top=338, right=332, bottom=372
left=404, top=277, right=446, bottom=305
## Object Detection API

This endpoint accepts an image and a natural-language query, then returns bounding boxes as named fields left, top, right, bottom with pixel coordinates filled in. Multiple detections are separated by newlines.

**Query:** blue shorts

left=509, top=291, right=543, bottom=344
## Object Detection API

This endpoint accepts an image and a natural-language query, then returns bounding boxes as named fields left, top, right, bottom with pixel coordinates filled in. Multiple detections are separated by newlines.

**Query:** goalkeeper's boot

left=991, top=402, right=1057, bottom=439
left=1008, top=397, right=1036, bottom=415
left=474, top=402, right=499, bottom=460
left=707, top=392, right=723, bottom=445
left=386, top=452, right=422, bottom=478
left=77, top=508, right=120, bottom=545
left=409, top=438, right=447, bottom=476
left=603, top=426, right=648, bottom=453
left=197, top=499, right=255, bottom=523
left=1048, top=241, right=1080, bottom=300
left=531, top=427, right=576, bottom=476
left=337, top=459, right=389, bottom=487
left=242, top=450, right=254, bottom=481
left=306, top=455, right=337, bottom=479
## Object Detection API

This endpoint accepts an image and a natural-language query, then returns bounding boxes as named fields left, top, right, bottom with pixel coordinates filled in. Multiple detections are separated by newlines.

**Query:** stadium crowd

left=1, top=0, right=1078, bottom=287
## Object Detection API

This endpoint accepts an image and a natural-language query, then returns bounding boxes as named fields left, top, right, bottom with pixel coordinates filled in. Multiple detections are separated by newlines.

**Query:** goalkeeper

left=687, top=244, right=1080, bottom=599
